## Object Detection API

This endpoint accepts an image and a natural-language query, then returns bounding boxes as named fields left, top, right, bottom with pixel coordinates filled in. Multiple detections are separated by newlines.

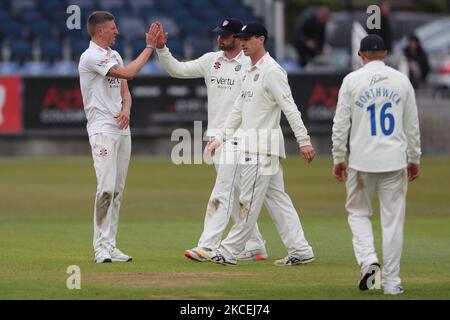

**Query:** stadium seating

left=0, top=0, right=262, bottom=74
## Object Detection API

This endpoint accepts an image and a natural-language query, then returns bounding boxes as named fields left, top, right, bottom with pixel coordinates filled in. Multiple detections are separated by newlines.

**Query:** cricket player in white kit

left=205, top=22, right=315, bottom=266
left=153, top=19, right=268, bottom=262
left=79, top=12, right=159, bottom=263
left=332, top=35, right=421, bottom=294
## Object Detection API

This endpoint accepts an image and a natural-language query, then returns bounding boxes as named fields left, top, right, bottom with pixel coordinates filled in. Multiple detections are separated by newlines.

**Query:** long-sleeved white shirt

left=156, top=46, right=248, bottom=136
left=218, top=52, right=311, bottom=158
left=332, top=60, right=421, bottom=172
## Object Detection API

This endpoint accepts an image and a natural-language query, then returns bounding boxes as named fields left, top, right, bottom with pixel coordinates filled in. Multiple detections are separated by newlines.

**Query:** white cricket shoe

left=109, top=247, right=133, bottom=262
left=274, top=254, right=315, bottom=266
left=185, top=247, right=207, bottom=262
left=94, top=248, right=112, bottom=264
left=237, top=247, right=268, bottom=261
left=197, top=248, right=237, bottom=266
left=384, top=286, right=404, bottom=295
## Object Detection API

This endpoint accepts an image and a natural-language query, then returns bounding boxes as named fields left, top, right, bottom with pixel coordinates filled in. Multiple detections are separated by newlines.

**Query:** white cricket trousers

left=220, top=154, right=313, bottom=259
left=197, top=139, right=266, bottom=251
left=89, top=133, right=131, bottom=253
left=346, top=168, right=407, bottom=289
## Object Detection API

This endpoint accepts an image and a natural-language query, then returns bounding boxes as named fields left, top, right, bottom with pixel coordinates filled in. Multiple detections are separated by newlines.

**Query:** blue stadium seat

left=118, top=16, right=146, bottom=42
left=39, top=38, right=63, bottom=62
left=98, top=0, right=127, bottom=11
left=40, top=0, right=66, bottom=12
left=29, top=20, right=55, bottom=39
left=159, top=0, right=185, bottom=12
left=179, top=19, right=207, bottom=34
left=50, top=61, right=78, bottom=75
left=17, top=8, right=41, bottom=22
left=188, top=0, right=216, bottom=10
left=130, top=39, right=147, bottom=58
left=0, top=62, right=22, bottom=75
left=165, top=36, right=184, bottom=59
left=111, top=41, right=125, bottom=58
left=10, top=40, right=33, bottom=63
left=22, top=61, right=51, bottom=75
left=10, top=0, right=37, bottom=13
left=0, top=8, right=9, bottom=21
left=0, top=19, right=23, bottom=39
left=70, top=39, right=89, bottom=60
left=129, top=0, right=156, bottom=14
left=184, top=35, right=214, bottom=59
left=145, top=15, right=180, bottom=37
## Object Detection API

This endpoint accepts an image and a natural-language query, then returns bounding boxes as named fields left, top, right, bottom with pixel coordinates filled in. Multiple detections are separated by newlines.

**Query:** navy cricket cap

left=359, top=34, right=386, bottom=51
left=213, top=18, right=243, bottom=36
left=234, top=22, right=268, bottom=40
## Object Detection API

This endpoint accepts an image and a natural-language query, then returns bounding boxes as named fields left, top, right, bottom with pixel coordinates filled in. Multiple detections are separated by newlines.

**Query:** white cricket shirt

left=79, top=41, right=129, bottom=136
left=218, top=52, right=311, bottom=158
left=156, top=46, right=248, bottom=136
left=332, top=60, right=421, bottom=172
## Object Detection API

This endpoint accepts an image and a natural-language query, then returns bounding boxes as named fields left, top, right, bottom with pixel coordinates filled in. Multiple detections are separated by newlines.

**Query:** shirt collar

left=364, top=60, right=386, bottom=68
left=249, top=52, right=270, bottom=71
left=220, top=50, right=246, bottom=63
left=89, top=41, right=111, bottom=54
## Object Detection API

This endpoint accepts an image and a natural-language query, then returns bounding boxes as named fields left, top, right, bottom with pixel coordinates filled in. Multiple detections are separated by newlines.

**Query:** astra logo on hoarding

left=308, top=84, right=339, bottom=109
left=42, top=86, right=83, bottom=110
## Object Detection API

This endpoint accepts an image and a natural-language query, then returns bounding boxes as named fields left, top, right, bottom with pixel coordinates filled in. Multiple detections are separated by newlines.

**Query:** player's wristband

left=146, top=44, right=155, bottom=49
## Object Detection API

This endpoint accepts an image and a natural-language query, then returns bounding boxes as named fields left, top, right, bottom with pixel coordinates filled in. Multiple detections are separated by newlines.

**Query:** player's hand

left=155, top=22, right=168, bottom=49
left=333, top=162, right=348, bottom=182
left=300, top=145, right=315, bottom=163
left=206, top=139, right=221, bottom=157
left=407, top=162, right=420, bottom=181
left=115, top=109, right=130, bottom=130
left=146, top=22, right=160, bottom=48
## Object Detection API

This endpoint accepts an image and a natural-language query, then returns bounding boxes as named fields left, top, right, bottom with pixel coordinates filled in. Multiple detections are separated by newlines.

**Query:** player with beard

left=154, top=19, right=272, bottom=262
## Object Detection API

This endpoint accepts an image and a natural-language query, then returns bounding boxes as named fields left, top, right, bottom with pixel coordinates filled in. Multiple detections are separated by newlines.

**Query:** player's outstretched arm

left=107, top=23, right=160, bottom=80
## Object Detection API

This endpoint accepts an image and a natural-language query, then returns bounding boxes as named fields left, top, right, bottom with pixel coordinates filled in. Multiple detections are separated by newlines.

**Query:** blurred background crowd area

left=0, top=0, right=449, bottom=89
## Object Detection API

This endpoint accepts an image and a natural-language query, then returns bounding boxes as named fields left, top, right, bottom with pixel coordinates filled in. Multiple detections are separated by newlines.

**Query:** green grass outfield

left=0, top=157, right=449, bottom=300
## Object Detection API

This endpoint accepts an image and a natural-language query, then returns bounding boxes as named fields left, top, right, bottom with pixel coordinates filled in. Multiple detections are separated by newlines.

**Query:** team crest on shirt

left=253, top=74, right=260, bottom=81
left=99, top=148, right=108, bottom=157
left=214, top=61, right=221, bottom=69
left=235, top=64, right=242, bottom=72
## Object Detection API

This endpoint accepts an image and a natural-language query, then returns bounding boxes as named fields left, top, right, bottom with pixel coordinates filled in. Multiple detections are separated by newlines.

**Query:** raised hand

left=146, top=22, right=161, bottom=48
left=155, top=22, right=168, bottom=49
